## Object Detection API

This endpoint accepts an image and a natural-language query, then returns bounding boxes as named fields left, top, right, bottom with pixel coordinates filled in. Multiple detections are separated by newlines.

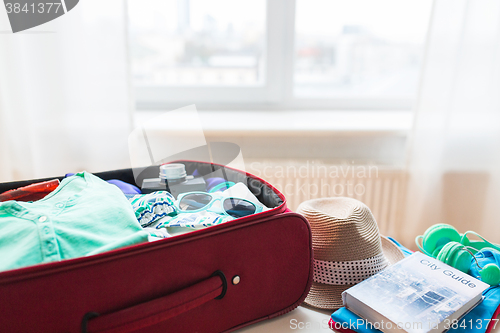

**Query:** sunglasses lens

left=223, top=198, right=256, bottom=218
left=179, top=193, right=212, bottom=211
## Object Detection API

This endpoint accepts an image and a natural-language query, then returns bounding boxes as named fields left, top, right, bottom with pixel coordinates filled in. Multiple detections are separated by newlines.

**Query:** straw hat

left=297, top=197, right=405, bottom=310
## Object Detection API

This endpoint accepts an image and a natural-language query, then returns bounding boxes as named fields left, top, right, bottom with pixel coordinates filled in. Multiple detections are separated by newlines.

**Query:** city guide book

left=342, top=252, right=489, bottom=333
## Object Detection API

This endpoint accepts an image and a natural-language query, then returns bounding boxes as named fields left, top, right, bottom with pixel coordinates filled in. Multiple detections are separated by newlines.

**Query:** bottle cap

left=159, top=164, right=187, bottom=181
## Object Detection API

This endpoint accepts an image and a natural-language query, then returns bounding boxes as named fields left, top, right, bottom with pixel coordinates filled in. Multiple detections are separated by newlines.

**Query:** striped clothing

left=155, top=211, right=233, bottom=229
left=128, top=191, right=177, bottom=227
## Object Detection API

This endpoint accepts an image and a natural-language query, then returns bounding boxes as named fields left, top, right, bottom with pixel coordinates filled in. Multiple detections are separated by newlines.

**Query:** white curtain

left=0, top=0, right=133, bottom=182
left=403, top=0, right=500, bottom=248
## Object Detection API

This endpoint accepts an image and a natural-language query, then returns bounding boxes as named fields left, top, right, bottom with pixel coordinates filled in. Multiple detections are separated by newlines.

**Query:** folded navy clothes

left=65, top=173, right=141, bottom=195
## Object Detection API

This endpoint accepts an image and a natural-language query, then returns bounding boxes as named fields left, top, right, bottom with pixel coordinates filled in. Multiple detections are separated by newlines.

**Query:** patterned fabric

left=313, top=253, right=388, bottom=285
left=154, top=211, right=233, bottom=229
left=128, top=191, right=177, bottom=227
left=143, top=227, right=171, bottom=240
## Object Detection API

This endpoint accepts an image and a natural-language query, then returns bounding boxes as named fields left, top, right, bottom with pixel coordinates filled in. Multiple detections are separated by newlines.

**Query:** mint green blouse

left=0, top=172, right=149, bottom=272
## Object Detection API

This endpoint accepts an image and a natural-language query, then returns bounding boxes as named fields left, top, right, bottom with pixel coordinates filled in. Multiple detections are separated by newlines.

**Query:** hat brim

left=303, top=235, right=405, bottom=310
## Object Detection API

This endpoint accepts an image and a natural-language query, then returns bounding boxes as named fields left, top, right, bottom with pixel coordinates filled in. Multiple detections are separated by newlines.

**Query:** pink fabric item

left=485, top=303, right=500, bottom=333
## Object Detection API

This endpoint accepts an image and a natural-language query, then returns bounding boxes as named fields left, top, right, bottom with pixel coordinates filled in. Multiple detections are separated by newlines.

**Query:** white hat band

left=313, top=252, right=388, bottom=285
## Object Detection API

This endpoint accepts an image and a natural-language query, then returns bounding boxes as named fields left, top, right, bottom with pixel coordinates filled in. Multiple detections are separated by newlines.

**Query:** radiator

left=247, top=161, right=408, bottom=238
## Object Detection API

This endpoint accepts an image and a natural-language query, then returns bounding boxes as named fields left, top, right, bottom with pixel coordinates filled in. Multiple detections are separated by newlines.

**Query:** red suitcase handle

left=82, top=270, right=227, bottom=333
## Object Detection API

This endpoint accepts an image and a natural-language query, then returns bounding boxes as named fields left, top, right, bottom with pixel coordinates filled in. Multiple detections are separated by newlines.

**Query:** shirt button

left=46, top=241, right=54, bottom=252
left=43, top=226, right=50, bottom=235
left=39, top=216, right=47, bottom=223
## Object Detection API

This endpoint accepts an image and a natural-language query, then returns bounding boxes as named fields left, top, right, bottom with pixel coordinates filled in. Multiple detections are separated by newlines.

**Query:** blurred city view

left=128, top=0, right=432, bottom=99
left=128, top=0, right=266, bottom=86
left=294, top=0, right=433, bottom=98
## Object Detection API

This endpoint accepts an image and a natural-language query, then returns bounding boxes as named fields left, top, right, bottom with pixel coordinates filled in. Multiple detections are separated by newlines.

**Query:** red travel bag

left=0, top=161, right=313, bottom=333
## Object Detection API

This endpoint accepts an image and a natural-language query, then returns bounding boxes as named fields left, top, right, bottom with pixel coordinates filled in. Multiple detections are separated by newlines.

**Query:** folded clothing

left=127, top=191, right=177, bottom=227
left=146, top=182, right=267, bottom=234
left=0, top=172, right=149, bottom=272
left=154, top=211, right=233, bottom=229
left=143, top=227, right=171, bottom=240
left=134, top=181, right=271, bottom=239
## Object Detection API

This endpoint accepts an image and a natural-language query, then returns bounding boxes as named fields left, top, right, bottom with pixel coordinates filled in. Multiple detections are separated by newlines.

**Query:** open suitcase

left=0, top=161, right=313, bottom=333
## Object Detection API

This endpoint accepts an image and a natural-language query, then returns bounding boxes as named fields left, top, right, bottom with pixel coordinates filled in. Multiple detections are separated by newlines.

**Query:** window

left=128, top=0, right=266, bottom=86
left=127, top=0, right=433, bottom=110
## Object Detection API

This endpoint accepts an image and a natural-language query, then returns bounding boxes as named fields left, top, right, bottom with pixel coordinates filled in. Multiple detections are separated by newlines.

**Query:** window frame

left=131, top=0, right=417, bottom=111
